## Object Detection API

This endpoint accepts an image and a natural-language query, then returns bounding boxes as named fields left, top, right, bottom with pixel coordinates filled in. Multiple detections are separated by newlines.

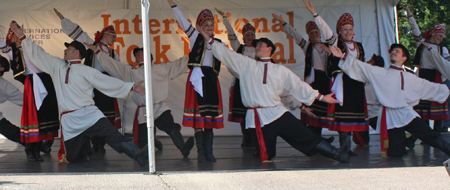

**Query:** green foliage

left=397, top=0, right=450, bottom=67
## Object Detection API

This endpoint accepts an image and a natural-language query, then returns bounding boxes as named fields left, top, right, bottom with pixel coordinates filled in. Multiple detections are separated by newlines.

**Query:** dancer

left=168, top=0, right=224, bottom=162
left=0, top=22, right=59, bottom=162
left=216, top=8, right=255, bottom=147
left=330, top=43, right=450, bottom=158
left=9, top=22, right=148, bottom=165
left=85, top=44, right=194, bottom=157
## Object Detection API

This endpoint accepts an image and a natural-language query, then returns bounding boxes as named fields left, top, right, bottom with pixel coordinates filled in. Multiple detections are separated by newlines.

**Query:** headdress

left=94, top=25, right=115, bottom=43
left=196, top=9, right=214, bottom=27
left=336, top=13, right=354, bottom=34
left=305, top=21, right=319, bottom=34
left=242, top=23, right=255, bottom=35
left=425, top=25, right=445, bottom=40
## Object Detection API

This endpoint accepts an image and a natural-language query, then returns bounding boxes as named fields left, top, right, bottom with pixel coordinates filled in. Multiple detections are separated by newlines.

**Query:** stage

left=0, top=134, right=449, bottom=174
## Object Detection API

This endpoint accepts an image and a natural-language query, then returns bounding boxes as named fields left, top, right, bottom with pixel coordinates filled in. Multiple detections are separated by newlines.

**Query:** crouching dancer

left=196, top=26, right=350, bottom=162
left=9, top=22, right=148, bottom=166
left=330, top=43, right=450, bottom=158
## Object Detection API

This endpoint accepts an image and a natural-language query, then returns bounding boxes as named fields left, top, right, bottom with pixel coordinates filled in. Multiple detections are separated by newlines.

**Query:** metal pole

left=141, top=0, right=156, bottom=173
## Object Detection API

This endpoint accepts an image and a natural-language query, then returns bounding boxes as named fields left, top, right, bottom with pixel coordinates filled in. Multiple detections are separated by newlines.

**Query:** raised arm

left=54, top=8, right=95, bottom=44
left=11, top=22, right=62, bottom=75
left=333, top=46, right=375, bottom=83
left=304, top=0, right=336, bottom=46
left=273, top=13, right=308, bottom=51
left=216, top=8, right=240, bottom=51
left=400, top=5, right=422, bottom=46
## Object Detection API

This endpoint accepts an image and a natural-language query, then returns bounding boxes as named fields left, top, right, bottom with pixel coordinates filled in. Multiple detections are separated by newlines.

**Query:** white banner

left=0, top=4, right=387, bottom=136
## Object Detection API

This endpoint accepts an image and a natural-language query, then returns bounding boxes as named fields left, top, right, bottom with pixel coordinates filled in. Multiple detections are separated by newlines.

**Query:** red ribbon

left=133, top=105, right=145, bottom=146
left=380, top=106, right=389, bottom=158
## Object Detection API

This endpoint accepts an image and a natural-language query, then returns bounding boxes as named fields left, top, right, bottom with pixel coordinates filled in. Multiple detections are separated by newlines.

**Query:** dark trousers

left=388, top=117, right=440, bottom=157
left=65, top=118, right=130, bottom=162
left=250, top=112, right=322, bottom=160
left=138, top=110, right=180, bottom=148
left=0, top=118, right=21, bottom=143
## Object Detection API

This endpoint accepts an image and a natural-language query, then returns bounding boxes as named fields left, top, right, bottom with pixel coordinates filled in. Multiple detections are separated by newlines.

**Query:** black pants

left=65, top=118, right=130, bottom=162
left=0, top=118, right=21, bottom=143
left=138, top=110, right=180, bottom=148
left=388, top=117, right=440, bottom=157
left=250, top=112, right=322, bottom=160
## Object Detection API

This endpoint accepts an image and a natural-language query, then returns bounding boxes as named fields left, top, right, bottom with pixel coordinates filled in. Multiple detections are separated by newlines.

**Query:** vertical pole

left=141, top=0, right=156, bottom=173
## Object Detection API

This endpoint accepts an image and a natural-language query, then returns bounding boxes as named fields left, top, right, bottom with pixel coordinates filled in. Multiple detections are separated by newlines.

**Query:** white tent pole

left=141, top=0, right=156, bottom=173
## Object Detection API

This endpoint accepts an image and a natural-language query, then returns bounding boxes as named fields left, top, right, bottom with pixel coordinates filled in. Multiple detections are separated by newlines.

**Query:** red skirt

left=20, top=76, right=58, bottom=143
left=182, top=70, right=224, bottom=129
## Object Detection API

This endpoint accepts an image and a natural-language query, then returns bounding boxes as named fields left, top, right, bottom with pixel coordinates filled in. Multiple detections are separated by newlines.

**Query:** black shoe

left=40, top=140, right=54, bottom=154
left=324, top=136, right=335, bottom=144
left=182, top=137, right=194, bottom=157
left=316, top=136, right=350, bottom=163
left=195, top=131, right=207, bottom=162
left=406, top=135, right=416, bottom=150
left=155, top=138, right=163, bottom=151
left=204, top=130, right=217, bottom=162
left=34, top=142, right=44, bottom=162
left=240, top=126, right=253, bottom=147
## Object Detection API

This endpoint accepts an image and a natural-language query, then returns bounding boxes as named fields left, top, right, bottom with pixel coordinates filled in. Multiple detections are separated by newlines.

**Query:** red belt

left=249, top=107, right=268, bottom=161
left=58, top=109, right=76, bottom=162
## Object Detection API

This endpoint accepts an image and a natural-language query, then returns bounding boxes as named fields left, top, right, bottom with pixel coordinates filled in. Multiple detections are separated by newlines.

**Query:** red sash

left=249, top=107, right=268, bottom=161
left=133, top=105, right=145, bottom=146
left=57, top=110, right=75, bottom=163
left=380, top=107, right=389, bottom=158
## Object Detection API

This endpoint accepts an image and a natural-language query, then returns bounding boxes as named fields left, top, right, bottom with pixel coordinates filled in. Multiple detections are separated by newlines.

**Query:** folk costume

left=0, top=24, right=59, bottom=162
left=0, top=57, right=23, bottom=146
left=223, top=17, right=256, bottom=147
left=60, top=18, right=122, bottom=153
left=339, top=48, right=450, bottom=158
left=208, top=37, right=349, bottom=162
left=95, top=50, right=194, bottom=157
left=171, top=4, right=224, bottom=162
left=408, top=16, right=450, bottom=131
left=282, top=16, right=332, bottom=140
left=319, top=13, right=369, bottom=149
left=19, top=37, right=147, bottom=165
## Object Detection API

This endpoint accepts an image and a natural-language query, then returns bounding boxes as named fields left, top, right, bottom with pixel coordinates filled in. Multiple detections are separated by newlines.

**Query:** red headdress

left=196, top=9, right=214, bottom=27
left=6, top=21, right=21, bottom=46
left=305, top=21, right=319, bottom=34
left=425, top=25, right=446, bottom=40
left=336, top=13, right=354, bottom=34
left=94, top=25, right=115, bottom=43
left=242, top=23, right=255, bottom=35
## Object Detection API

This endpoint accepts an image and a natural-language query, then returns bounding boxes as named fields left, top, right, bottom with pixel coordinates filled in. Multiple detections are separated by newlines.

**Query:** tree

left=397, top=0, right=450, bottom=67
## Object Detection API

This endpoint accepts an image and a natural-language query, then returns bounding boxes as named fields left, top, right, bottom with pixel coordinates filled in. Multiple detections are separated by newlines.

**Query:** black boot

left=339, top=132, right=357, bottom=156
left=169, top=129, right=194, bottom=157
left=434, top=120, right=443, bottom=132
left=154, top=138, right=163, bottom=150
left=195, top=131, right=207, bottom=162
left=241, top=124, right=253, bottom=147
left=40, top=139, right=54, bottom=154
left=25, top=143, right=37, bottom=162
left=406, top=135, right=417, bottom=150
left=120, top=141, right=149, bottom=167
left=34, top=142, right=44, bottom=162
left=204, top=129, right=217, bottom=162
left=316, top=136, right=350, bottom=163
left=423, top=136, right=450, bottom=156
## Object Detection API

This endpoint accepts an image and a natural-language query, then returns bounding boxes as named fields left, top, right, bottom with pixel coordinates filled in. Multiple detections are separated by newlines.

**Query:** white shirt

left=339, top=55, right=449, bottom=129
left=21, top=38, right=134, bottom=141
left=210, top=40, right=319, bottom=129
left=0, top=76, right=23, bottom=120
left=96, top=52, right=189, bottom=122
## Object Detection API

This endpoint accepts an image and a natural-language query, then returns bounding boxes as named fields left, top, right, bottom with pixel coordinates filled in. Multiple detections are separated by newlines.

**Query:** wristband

left=313, top=13, right=319, bottom=18
left=316, top=94, right=323, bottom=101
left=171, top=4, right=177, bottom=8
left=19, top=35, right=26, bottom=41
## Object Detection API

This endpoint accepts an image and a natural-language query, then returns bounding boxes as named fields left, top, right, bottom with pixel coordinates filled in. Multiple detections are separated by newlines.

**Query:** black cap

left=64, top=41, right=87, bottom=59
left=0, top=56, right=9, bottom=76
left=389, top=43, right=410, bottom=62
left=133, top=47, right=143, bottom=57
left=252, top=38, right=276, bottom=56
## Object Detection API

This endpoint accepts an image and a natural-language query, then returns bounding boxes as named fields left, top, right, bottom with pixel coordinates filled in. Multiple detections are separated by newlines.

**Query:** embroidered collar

left=389, top=65, right=403, bottom=71
left=259, top=57, right=271, bottom=62
left=67, top=59, right=82, bottom=65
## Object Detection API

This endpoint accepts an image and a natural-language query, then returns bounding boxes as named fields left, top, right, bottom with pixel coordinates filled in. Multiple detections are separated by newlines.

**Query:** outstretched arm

left=168, top=0, right=198, bottom=49
left=331, top=46, right=379, bottom=84
left=400, top=4, right=422, bottom=46
left=55, top=8, right=95, bottom=44
left=425, top=42, right=450, bottom=80
left=304, top=0, right=336, bottom=46
left=10, top=22, right=62, bottom=75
